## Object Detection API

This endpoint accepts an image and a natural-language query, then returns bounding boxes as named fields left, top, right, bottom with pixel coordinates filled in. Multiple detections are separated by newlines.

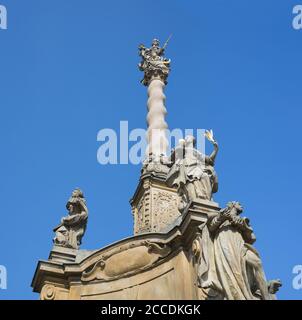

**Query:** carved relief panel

left=151, top=189, right=179, bottom=232
left=132, top=178, right=180, bottom=234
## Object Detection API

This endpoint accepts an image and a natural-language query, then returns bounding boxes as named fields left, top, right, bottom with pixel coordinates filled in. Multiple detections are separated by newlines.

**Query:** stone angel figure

left=53, top=188, right=88, bottom=250
left=166, top=131, right=219, bottom=211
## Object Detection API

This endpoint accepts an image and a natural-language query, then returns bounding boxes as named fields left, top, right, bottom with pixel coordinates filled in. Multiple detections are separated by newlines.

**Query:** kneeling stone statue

left=53, top=188, right=88, bottom=250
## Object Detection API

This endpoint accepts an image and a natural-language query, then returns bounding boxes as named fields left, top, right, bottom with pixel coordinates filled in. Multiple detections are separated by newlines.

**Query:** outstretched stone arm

left=79, top=200, right=88, bottom=216
left=208, top=141, right=219, bottom=164
left=139, top=44, right=147, bottom=53
left=63, top=211, right=87, bottom=227
left=230, top=215, right=248, bottom=228
left=158, top=47, right=165, bottom=57
left=64, top=200, right=88, bottom=226
left=268, top=279, right=282, bottom=294
left=208, top=211, right=227, bottom=233
left=230, top=215, right=256, bottom=244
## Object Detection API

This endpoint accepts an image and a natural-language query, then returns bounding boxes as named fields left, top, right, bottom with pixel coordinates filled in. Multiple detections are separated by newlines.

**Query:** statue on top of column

left=138, top=37, right=171, bottom=86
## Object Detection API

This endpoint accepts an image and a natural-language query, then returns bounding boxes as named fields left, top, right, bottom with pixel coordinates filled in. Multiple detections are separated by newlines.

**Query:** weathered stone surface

left=31, top=201, right=213, bottom=300
left=130, top=173, right=180, bottom=234
left=49, top=246, right=77, bottom=263
left=53, top=189, right=88, bottom=250
left=167, top=133, right=218, bottom=212
left=191, top=201, right=282, bottom=300
left=81, top=240, right=171, bottom=282
left=32, top=199, right=281, bottom=300
left=138, top=38, right=171, bottom=86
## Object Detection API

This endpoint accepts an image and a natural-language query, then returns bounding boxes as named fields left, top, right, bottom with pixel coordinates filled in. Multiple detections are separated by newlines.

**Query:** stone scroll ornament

left=166, top=130, right=219, bottom=212
left=81, top=241, right=171, bottom=282
left=194, top=201, right=282, bottom=300
left=53, top=188, right=88, bottom=250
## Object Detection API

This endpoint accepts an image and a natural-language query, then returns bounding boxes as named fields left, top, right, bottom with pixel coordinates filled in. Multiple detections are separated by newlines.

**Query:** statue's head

left=72, top=188, right=84, bottom=198
left=178, top=139, right=186, bottom=148
left=66, top=188, right=85, bottom=212
left=152, top=39, right=160, bottom=47
left=185, top=135, right=196, bottom=147
left=227, top=201, right=243, bottom=214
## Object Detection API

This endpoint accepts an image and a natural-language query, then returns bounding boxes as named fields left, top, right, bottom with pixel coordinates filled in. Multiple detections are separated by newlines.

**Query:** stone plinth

left=130, top=171, right=181, bottom=234
left=49, top=246, right=78, bottom=263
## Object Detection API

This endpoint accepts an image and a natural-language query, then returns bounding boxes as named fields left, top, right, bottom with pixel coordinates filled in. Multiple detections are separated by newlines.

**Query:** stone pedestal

left=130, top=171, right=181, bottom=234
left=49, top=246, right=77, bottom=263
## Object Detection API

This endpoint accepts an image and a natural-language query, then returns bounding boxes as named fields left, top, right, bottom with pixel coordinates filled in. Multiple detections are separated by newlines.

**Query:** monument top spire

left=138, top=38, right=171, bottom=167
left=138, top=37, right=171, bottom=86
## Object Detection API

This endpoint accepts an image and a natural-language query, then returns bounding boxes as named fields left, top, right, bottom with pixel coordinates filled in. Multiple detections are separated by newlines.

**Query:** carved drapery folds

left=166, top=132, right=218, bottom=212
left=53, top=188, right=88, bottom=250
left=191, top=201, right=282, bottom=300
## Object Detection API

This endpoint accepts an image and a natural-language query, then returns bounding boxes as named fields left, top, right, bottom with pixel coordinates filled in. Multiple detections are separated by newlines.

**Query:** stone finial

left=138, top=37, right=171, bottom=86
left=53, top=188, right=88, bottom=250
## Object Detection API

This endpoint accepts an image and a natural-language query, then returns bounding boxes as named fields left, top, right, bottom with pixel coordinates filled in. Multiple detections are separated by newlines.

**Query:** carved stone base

left=130, top=172, right=180, bottom=234
left=49, top=246, right=78, bottom=263
left=185, top=199, right=220, bottom=218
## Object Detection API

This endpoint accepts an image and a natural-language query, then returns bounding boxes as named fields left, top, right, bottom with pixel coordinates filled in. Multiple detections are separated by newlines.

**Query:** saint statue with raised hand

left=166, top=130, right=219, bottom=211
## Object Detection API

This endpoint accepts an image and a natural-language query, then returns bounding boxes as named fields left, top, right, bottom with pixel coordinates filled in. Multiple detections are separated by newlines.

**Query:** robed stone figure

left=196, top=202, right=281, bottom=300
left=53, top=188, right=88, bottom=250
left=166, top=131, right=218, bottom=211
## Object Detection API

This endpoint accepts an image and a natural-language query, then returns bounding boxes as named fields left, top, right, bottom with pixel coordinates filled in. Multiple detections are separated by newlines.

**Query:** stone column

left=146, top=79, right=168, bottom=159
left=138, top=38, right=171, bottom=166
left=131, top=39, right=180, bottom=235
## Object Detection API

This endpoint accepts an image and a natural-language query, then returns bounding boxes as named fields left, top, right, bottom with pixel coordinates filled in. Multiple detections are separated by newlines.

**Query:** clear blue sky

left=0, top=0, right=301, bottom=299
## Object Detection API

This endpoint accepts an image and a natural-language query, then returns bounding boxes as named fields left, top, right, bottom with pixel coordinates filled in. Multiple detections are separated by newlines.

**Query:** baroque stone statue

left=53, top=188, right=88, bottom=250
left=166, top=131, right=218, bottom=211
left=138, top=37, right=171, bottom=86
left=195, top=201, right=281, bottom=300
